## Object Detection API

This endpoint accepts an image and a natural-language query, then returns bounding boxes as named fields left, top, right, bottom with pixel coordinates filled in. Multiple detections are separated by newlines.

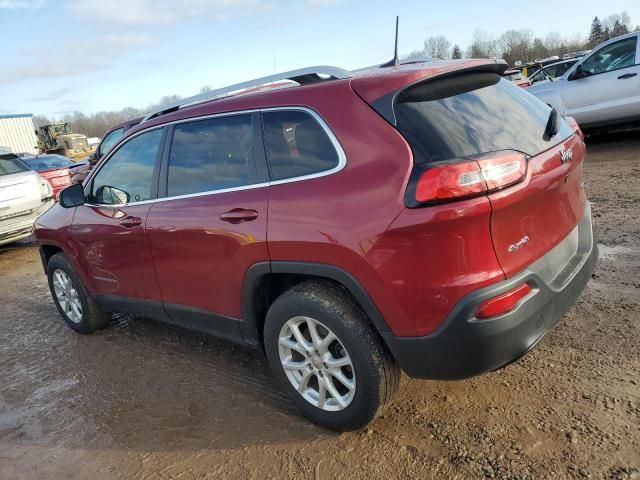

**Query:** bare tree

left=499, top=29, right=533, bottom=65
left=423, top=35, right=451, bottom=60
left=468, top=30, right=499, bottom=59
left=603, top=12, right=632, bottom=31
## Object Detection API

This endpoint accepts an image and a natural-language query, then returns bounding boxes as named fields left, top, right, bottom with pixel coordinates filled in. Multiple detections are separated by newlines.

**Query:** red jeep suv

left=34, top=60, right=597, bottom=431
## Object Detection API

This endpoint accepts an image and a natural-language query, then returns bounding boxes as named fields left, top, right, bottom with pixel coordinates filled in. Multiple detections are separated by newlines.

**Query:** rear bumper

left=382, top=203, right=597, bottom=380
left=0, top=200, right=53, bottom=246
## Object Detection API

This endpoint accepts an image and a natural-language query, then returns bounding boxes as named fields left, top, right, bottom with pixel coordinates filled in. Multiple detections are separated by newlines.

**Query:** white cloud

left=68, top=0, right=263, bottom=25
left=0, top=32, right=156, bottom=84
left=0, top=0, right=44, bottom=9
left=68, top=0, right=339, bottom=25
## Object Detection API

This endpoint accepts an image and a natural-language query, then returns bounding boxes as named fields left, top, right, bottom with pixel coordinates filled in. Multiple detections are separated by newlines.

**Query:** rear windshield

left=0, top=156, right=30, bottom=176
left=394, top=72, right=573, bottom=165
left=22, top=155, right=73, bottom=172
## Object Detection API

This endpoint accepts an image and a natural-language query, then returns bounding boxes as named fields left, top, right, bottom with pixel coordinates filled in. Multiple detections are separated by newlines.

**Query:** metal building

left=0, top=114, right=38, bottom=155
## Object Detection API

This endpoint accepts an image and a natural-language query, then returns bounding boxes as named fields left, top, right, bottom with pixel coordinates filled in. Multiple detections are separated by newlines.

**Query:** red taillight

left=564, top=116, right=584, bottom=141
left=476, top=283, right=532, bottom=319
left=415, top=151, right=527, bottom=203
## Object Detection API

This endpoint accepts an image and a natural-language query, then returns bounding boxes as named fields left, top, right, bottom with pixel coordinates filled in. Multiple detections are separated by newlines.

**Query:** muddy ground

left=1, top=131, right=639, bottom=480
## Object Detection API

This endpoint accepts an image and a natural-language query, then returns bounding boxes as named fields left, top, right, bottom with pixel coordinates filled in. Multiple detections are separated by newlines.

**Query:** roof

left=0, top=113, right=33, bottom=120
left=125, top=59, right=506, bottom=136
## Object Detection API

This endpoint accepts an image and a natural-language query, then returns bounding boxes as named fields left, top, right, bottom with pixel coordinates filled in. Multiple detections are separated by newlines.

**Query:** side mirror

left=59, top=183, right=85, bottom=208
left=95, top=185, right=130, bottom=205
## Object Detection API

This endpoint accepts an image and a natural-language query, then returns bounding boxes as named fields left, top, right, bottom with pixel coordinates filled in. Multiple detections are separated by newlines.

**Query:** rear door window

left=166, top=114, right=257, bottom=197
left=394, top=72, right=573, bottom=164
left=0, top=156, right=29, bottom=176
left=262, top=110, right=340, bottom=181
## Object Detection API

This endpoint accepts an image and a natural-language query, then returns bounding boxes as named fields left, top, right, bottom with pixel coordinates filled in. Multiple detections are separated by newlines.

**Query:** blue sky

left=1, top=0, right=639, bottom=117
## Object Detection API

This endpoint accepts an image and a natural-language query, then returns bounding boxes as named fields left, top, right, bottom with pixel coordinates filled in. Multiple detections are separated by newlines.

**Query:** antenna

left=380, top=16, right=400, bottom=68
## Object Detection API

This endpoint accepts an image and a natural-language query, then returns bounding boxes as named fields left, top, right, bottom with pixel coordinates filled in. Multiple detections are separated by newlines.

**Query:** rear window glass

left=0, top=156, right=29, bottom=176
left=23, top=155, right=72, bottom=171
left=394, top=72, right=573, bottom=164
left=262, top=110, right=339, bottom=181
left=167, top=114, right=256, bottom=197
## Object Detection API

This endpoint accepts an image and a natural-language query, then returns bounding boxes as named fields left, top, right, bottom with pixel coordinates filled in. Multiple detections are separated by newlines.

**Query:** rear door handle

left=220, top=208, right=259, bottom=224
left=120, top=216, right=142, bottom=228
left=617, top=73, right=638, bottom=79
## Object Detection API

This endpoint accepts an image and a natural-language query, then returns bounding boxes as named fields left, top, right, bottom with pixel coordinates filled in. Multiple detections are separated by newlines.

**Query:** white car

left=527, top=32, right=640, bottom=130
left=0, top=154, right=54, bottom=246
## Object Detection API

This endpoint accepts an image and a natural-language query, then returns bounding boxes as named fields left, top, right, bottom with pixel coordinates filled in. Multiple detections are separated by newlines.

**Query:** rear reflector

left=415, top=151, right=527, bottom=203
left=476, top=283, right=532, bottom=319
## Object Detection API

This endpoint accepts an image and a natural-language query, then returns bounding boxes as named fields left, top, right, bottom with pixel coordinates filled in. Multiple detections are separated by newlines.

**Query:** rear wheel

left=263, top=281, right=400, bottom=431
left=47, top=253, right=110, bottom=334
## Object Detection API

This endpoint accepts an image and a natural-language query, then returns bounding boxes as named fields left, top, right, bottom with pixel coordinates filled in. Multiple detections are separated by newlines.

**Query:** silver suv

left=527, top=32, right=639, bottom=130
left=0, top=154, right=54, bottom=246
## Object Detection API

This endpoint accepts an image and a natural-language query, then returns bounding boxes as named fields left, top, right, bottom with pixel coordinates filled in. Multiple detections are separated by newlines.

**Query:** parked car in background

left=34, top=60, right=595, bottom=431
left=0, top=153, right=54, bottom=246
left=528, top=32, right=640, bottom=130
left=21, top=154, right=90, bottom=199
left=503, top=68, right=531, bottom=88
left=528, top=59, right=579, bottom=84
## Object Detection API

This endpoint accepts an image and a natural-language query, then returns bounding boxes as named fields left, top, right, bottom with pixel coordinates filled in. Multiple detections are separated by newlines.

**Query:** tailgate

left=488, top=135, right=587, bottom=277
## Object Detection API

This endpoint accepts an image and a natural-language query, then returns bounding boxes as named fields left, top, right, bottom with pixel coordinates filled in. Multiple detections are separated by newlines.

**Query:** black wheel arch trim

left=240, top=261, right=392, bottom=348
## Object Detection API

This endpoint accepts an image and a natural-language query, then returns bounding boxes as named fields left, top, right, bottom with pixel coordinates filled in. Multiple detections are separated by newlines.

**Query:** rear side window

left=167, top=114, right=256, bottom=197
left=0, top=156, right=29, bottom=176
left=262, top=110, right=339, bottom=181
left=394, top=72, right=573, bottom=165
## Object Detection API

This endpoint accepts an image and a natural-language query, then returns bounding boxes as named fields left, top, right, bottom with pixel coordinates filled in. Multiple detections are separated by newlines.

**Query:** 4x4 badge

left=508, top=235, right=530, bottom=253
left=560, top=148, right=573, bottom=164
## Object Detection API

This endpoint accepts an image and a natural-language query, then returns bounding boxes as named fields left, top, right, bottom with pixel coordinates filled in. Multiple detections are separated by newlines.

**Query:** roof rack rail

left=141, top=65, right=350, bottom=123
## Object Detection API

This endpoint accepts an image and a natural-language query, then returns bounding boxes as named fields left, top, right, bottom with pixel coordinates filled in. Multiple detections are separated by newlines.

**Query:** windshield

left=505, top=71, right=524, bottom=81
left=394, top=72, right=574, bottom=164
left=0, top=156, right=30, bottom=176
left=22, top=155, right=73, bottom=172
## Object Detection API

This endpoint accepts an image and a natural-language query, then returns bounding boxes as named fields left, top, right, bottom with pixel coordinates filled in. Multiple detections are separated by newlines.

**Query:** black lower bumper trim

left=383, top=205, right=598, bottom=380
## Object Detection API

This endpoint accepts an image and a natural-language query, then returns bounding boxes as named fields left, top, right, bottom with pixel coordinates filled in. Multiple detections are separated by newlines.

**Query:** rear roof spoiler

left=352, top=61, right=508, bottom=126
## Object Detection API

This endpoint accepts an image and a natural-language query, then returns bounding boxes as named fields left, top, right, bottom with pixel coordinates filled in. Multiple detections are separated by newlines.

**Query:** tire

left=263, top=280, right=400, bottom=431
left=47, top=253, right=111, bottom=334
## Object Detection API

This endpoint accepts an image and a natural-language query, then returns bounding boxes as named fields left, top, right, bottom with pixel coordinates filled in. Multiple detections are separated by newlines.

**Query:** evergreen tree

left=612, top=20, right=629, bottom=37
left=452, top=44, right=462, bottom=59
left=589, top=16, right=604, bottom=47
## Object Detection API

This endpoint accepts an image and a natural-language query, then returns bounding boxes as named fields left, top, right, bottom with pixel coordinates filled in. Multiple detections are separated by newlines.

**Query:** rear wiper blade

left=544, top=107, right=559, bottom=140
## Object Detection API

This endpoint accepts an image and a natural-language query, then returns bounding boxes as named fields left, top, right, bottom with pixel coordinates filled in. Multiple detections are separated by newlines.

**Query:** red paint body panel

left=488, top=135, right=586, bottom=277
left=363, top=197, right=505, bottom=336
left=145, top=189, right=268, bottom=318
left=69, top=204, right=160, bottom=300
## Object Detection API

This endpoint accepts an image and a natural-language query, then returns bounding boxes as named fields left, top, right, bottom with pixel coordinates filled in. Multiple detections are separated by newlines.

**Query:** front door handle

left=220, top=208, right=259, bottom=224
left=120, top=216, right=142, bottom=228
left=618, top=73, right=638, bottom=79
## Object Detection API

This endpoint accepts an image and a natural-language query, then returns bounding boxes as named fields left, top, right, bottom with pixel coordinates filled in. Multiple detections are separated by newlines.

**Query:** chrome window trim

left=84, top=106, right=346, bottom=208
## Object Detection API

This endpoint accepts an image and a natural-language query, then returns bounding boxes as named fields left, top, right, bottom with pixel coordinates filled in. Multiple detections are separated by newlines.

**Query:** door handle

left=220, top=208, right=259, bottom=224
left=119, top=216, right=142, bottom=228
left=617, top=73, right=638, bottom=79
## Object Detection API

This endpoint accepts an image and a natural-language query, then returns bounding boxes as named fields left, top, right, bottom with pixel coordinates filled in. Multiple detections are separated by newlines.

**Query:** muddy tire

left=263, top=280, right=400, bottom=431
left=47, top=253, right=110, bottom=334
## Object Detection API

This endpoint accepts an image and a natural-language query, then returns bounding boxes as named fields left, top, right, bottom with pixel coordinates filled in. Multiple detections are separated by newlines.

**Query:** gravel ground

left=0, top=131, right=639, bottom=479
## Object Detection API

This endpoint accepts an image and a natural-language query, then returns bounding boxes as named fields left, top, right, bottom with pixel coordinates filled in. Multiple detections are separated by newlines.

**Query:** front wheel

left=263, top=281, right=400, bottom=431
left=47, top=253, right=110, bottom=334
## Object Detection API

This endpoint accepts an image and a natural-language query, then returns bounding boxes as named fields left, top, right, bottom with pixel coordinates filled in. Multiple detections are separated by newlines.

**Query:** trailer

left=0, top=114, right=38, bottom=156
